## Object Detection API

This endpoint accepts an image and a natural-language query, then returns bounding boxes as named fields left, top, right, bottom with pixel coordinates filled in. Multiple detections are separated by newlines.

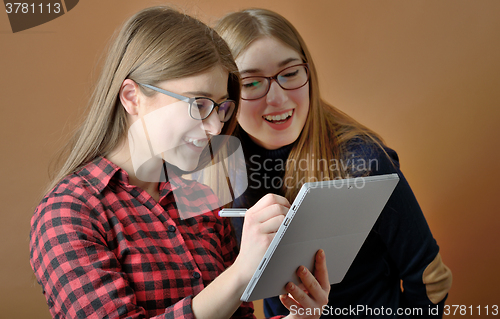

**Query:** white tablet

left=240, top=173, right=399, bottom=302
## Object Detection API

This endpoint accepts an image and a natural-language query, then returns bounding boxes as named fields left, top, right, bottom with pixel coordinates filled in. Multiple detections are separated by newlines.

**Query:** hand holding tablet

left=237, top=173, right=399, bottom=302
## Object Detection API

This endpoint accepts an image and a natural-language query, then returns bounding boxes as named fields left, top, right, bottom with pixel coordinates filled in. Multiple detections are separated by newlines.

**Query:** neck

left=241, top=129, right=294, bottom=160
left=106, top=138, right=161, bottom=200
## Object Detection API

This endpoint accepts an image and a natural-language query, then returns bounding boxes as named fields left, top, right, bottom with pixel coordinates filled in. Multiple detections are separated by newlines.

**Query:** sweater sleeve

left=367, top=146, right=452, bottom=317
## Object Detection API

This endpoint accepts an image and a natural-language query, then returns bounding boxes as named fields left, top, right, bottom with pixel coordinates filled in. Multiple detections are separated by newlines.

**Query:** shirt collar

left=77, top=156, right=190, bottom=194
left=76, top=157, right=121, bottom=193
left=159, top=166, right=190, bottom=194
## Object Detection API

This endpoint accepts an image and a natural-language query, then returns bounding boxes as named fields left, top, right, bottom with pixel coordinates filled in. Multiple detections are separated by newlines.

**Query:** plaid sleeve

left=164, top=295, right=194, bottom=319
left=213, top=215, right=254, bottom=319
left=220, top=215, right=239, bottom=268
left=30, top=191, right=195, bottom=319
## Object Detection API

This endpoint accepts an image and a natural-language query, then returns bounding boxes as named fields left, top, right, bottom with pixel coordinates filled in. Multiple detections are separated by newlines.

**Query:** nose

left=201, top=110, right=223, bottom=136
left=266, top=80, right=288, bottom=106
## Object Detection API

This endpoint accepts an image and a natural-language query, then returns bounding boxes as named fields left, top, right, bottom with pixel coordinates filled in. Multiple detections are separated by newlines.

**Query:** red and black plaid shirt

left=30, top=157, right=255, bottom=318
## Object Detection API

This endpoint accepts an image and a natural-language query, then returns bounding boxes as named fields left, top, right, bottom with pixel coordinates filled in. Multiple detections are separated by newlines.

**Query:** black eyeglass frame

left=240, top=63, right=310, bottom=101
left=137, top=82, right=236, bottom=123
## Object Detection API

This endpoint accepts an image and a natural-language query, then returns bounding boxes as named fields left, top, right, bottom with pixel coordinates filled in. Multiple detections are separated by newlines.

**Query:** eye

left=192, top=98, right=213, bottom=111
left=189, top=98, right=216, bottom=120
left=243, top=82, right=258, bottom=88
left=276, top=65, right=308, bottom=89
left=278, top=68, right=301, bottom=84
left=281, top=69, right=299, bottom=78
left=191, top=98, right=214, bottom=117
left=217, top=101, right=235, bottom=122
left=242, top=78, right=264, bottom=90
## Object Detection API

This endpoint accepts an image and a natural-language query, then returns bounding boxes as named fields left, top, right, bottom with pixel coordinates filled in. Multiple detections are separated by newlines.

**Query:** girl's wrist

left=226, top=257, right=253, bottom=290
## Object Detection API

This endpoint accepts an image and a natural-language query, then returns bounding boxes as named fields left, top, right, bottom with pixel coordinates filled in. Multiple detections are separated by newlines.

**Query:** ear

left=119, top=79, right=140, bottom=115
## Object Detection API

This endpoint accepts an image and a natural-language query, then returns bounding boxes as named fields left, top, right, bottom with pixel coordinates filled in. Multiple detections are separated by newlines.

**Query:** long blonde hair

left=215, top=8, right=385, bottom=202
left=47, top=6, right=240, bottom=194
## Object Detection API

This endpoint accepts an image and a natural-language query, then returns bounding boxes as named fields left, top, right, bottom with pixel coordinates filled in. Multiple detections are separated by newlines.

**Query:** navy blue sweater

left=232, top=131, right=448, bottom=318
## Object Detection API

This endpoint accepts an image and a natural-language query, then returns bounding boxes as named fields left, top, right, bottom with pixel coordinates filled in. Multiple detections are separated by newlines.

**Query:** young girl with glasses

left=215, top=8, right=452, bottom=318
left=29, top=7, right=330, bottom=319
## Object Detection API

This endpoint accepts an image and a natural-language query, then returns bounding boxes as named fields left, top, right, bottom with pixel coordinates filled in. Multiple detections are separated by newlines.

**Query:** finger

left=256, top=202, right=289, bottom=223
left=291, top=265, right=328, bottom=308
left=250, top=194, right=290, bottom=212
left=245, top=202, right=288, bottom=225
left=297, top=266, right=322, bottom=301
left=279, top=292, right=300, bottom=312
left=296, top=282, right=309, bottom=295
left=313, top=249, right=330, bottom=291
left=259, top=213, right=285, bottom=234
left=283, top=280, right=321, bottom=311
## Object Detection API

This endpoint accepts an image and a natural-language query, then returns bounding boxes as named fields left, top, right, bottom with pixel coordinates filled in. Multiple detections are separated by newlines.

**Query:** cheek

left=144, top=103, right=198, bottom=152
left=237, top=101, right=264, bottom=126
left=293, top=86, right=310, bottom=110
left=289, top=86, right=310, bottom=124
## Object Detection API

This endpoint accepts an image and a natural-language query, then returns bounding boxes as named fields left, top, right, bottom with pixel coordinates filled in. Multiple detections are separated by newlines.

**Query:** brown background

left=1, top=0, right=499, bottom=317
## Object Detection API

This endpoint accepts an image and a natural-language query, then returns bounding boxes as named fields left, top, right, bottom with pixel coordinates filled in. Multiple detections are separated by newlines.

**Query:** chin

left=267, top=134, right=299, bottom=150
left=174, top=159, right=199, bottom=173
left=162, top=155, right=201, bottom=175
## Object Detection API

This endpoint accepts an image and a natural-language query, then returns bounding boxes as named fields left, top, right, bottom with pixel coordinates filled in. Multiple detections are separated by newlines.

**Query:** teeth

left=186, top=138, right=208, bottom=148
left=264, top=110, right=293, bottom=122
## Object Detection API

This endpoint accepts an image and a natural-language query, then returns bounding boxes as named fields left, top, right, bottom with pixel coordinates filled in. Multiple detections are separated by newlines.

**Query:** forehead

left=236, top=36, right=302, bottom=73
left=159, top=65, right=229, bottom=98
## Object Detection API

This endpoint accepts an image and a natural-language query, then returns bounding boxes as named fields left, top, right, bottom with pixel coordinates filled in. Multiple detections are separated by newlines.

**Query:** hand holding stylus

left=232, top=194, right=289, bottom=283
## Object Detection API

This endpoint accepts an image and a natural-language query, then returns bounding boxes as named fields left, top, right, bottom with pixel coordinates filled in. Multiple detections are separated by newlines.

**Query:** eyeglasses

left=240, top=63, right=310, bottom=101
left=138, top=83, right=236, bottom=123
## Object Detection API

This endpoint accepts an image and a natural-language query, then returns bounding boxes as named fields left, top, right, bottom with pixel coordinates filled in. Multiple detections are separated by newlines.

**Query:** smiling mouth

left=263, top=110, right=294, bottom=124
left=184, top=137, right=209, bottom=148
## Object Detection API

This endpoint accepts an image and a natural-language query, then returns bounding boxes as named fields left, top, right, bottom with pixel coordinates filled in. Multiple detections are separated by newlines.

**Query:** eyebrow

left=182, top=91, right=230, bottom=101
left=239, top=57, right=301, bottom=76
